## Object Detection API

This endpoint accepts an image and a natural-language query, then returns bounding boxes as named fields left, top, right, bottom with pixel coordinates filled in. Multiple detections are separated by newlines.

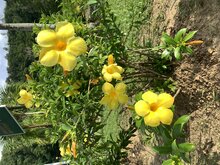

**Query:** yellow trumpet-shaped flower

left=135, top=91, right=174, bottom=127
left=59, top=142, right=77, bottom=158
left=102, top=54, right=124, bottom=82
left=100, top=82, right=128, bottom=110
left=36, top=21, right=87, bottom=71
left=59, top=145, right=71, bottom=157
left=71, top=141, right=77, bottom=158
left=17, top=90, right=33, bottom=108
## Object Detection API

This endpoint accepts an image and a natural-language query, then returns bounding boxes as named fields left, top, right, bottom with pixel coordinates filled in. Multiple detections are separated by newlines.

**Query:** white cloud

left=0, top=79, right=6, bottom=88
left=0, top=0, right=8, bottom=87
left=0, top=32, right=8, bottom=48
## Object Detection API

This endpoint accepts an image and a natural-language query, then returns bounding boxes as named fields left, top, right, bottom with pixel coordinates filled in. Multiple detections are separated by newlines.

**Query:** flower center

left=150, top=103, right=158, bottom=111
left=107, top=67, right=114, bottom=74
left=55, top=41, right=67, bottom=51
left=110, top=91, right=117, bottom=97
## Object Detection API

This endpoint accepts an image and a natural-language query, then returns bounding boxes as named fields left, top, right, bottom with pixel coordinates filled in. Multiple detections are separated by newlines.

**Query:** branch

left=23, top=124, right=52, bottom=129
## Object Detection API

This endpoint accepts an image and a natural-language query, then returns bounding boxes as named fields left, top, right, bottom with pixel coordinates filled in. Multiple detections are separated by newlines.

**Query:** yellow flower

left=134, top=91, right=174, bottom=127
left=65, top=145, right=72, bottom=155
left=100, top=82, right=128, bottom=110
left=59, top=142, right=77, bottom=158
left=59, top=147, right=65, bottom=157
left=17, top=90, right=33, bottom=108
left=36, top=21, right=87, bottom=71
left=59, top=145, right=71, bottom=157
left=102, top=54, right=124, bottom=82
left=71, top=141, right=77, bottom=158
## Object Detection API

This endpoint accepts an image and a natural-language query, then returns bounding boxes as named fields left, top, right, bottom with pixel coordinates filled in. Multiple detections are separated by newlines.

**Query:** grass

left=107, top=0, right=153, bottom=47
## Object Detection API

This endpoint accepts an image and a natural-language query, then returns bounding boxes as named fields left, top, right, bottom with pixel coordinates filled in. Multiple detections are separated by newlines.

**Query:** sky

left=0, top=0, right=7, bottom=88
left=0, top=0, right=6, bottom=159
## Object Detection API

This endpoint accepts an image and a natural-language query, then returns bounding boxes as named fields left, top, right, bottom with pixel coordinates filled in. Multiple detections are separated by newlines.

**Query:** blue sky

left=0, top=0, right=6, bottom=159
left=0, top=0, right=7, bottom=88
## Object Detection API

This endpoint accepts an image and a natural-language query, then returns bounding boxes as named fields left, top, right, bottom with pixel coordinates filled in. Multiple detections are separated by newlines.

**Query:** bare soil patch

left=173, top=0, right=220, bottom=164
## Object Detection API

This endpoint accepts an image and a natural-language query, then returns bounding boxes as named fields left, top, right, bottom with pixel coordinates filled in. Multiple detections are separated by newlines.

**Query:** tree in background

left=0, top=142, right=60, bottom=165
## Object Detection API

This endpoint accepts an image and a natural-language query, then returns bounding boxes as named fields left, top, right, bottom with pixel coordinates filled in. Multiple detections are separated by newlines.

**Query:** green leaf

left=172, top=115, right=190, bottom=138
left=179, top=142, right=196, bottom=152
left=185, top=46, right=193, bottom=54
left=171, top=140, right=179, bottom=154
left=180, top=152, right=190, bottom=163
left=135, top=118, right=143, bottom=128
left=174, top=47, right=181, bottom=60
left=174, top=115, right=190, bottom=126
left=174, top=28, right=187, bottom=42
left=183, top=31, right=197, bottom=42
left=161, top=49, right=170, bottom=59
left=87, top=0, right=97, bottom=5
left=172, top=124, right=184, bottom=138
left=162, top=159, right=174, bottom=165
left=158, top=126, right=172, bottom=144
left=135, top=92, right=143, bottom=101
left=153, top=146, right=172, bottom=154
left=161, top=33, right=176, bottom=45
left=60, top=123, right=71, bottom=131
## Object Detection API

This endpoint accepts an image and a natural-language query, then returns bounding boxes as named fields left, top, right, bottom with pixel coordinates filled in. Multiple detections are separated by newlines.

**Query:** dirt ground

left=127, top=0, right=220, bottom=164
left=174, top=0, right=220, bottom=164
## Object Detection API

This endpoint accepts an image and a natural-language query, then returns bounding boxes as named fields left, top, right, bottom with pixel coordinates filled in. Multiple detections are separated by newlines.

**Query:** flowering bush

left=14, top=0, right=202, bottom=164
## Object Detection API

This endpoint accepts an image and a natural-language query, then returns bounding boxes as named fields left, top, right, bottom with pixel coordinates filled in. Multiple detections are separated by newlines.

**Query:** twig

left=23, top=124, right=52, bottom=129
left=174, top=87, right=181, bottom=98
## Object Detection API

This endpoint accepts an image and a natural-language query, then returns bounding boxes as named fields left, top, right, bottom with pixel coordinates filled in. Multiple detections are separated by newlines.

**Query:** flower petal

left=142, top=91, right=158, bottom=104
left=26, top=93, right=33, bottom=100
left=101, top=65, right=107, bottom=74
left=117, top=66, right=124, bottom=73
left=19, top=89, right=27, bottom=97
left=66, top=37, right=87, bottom=56
left=109, top=99, right=119, bottom=110
left=40, top=50, right=59, bottom=67
left=108, top=54, right=114, bottom=65
left=103, top=73, right=113, bottom=82
left=56, top=22, right=75, bottom=40
left=100, top=95, right=110, bottom=105
left=58, top=52, right=77, bottom=71
left=100, top=95, right=118, bottom=110
left=102, top=82, right=114, bottom=94
left=156, top=107, right=173, bottom=125
left=59, top=147, right=65, bottom=157
left=65, top=145, right=72, bottom=155
left=118, top=94, right=128, bottom=104
left=17, top=98, right=26, bottom=104
left=144, top=112, right=160, bottom=127
left=135, top=100, right=150, bottom=117
left=36, top=30, right=57, bottom=47
left=25, top=101, right=33, bottom=109
left=39, top=48, right=52, bottom=60
left=158, top=93, right=174, bottom=108
left=112, top=72, right=122, bottom=80
left=115, top=82, right=126, bottom=93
